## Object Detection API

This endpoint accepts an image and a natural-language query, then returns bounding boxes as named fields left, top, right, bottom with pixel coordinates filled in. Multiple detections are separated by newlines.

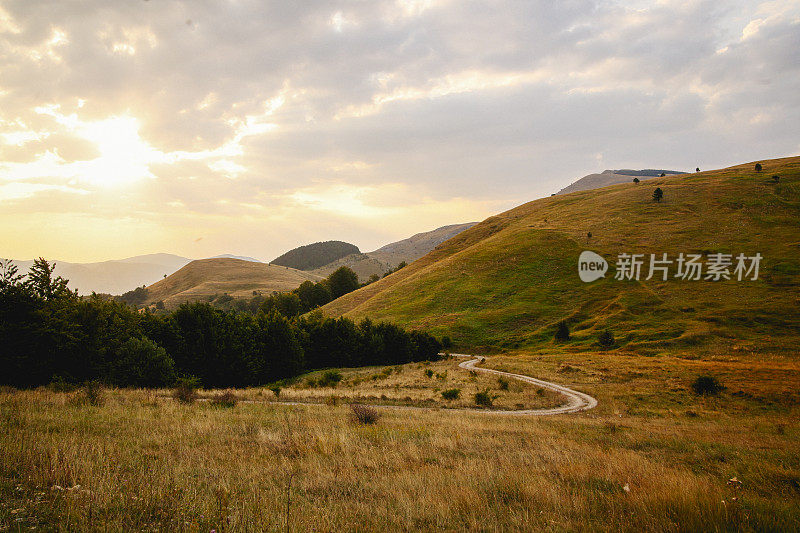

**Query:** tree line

left=0, top=259, right=441, bottom=389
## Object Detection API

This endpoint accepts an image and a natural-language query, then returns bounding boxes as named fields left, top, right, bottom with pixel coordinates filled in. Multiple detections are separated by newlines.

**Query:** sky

left=1, top=0, right=798, bottom=263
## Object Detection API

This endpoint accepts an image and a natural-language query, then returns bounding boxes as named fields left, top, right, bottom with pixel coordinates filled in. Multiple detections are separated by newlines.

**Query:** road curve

left=451, top=354, right=597, bottom=415
left=180, top=354, right=597, bottom=416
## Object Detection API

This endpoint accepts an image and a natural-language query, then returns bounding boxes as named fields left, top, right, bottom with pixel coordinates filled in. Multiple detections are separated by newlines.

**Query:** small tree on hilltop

left=696, top=167, right=700, bottom=172
left=555, top=321, right=570, bottom=342
left=754, top=162, right=762, bottom=172
left=660, top=172, right=666, bottom=177
left=653, top=187, right=664, bottom=202
left=633, top=177, right=640, bottom=184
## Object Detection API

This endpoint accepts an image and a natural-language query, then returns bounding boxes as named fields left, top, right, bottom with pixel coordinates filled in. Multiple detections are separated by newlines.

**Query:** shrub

left=325, top=395, right=340, bottom=406
left=498, top=378, right=509, bottom=391
left=350, top=403, right=380, bottom=425
left=554, top=321, right=570, bottom=342
left=173, top=376, right=200, bottom=404
left=47, top=376, right=78, bottom=393
left=772, top=175, right=781, bottom=183
left=75, top=381, right=105, bottom=406
left=110, top=336, right=176, bottom=388
left=474, top=389, right=497, bottom=407
left=424, top=369, right=434, bottom=378
left=598, top=330, right=615, bottom=348
left=270, top=386, right=281, bottom=398
left=441, top=388, right=461, bottom=400
left=210, top=390, right=238, bottom=408
left=692, top=375, right=725, bottom=396
left=318, top=370, right=343, bottom=388
left=436, top=372, right=447, bottom=381
left=633, top=177, right=640, bottom=184
left=652, top=187, right=664, bottom=202
left=441, top=336, right=453, bottom=350
left=754, top=162, right=762, bottom=172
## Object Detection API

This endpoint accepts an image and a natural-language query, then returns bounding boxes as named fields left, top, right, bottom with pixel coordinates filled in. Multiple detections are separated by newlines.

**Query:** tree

left=633, top=177, right=640, bottom=184
left=0, top=259, right=23, bottom=290
left=110, top=336, right=176, bottom=387
left=696, top=167, right=700, bottom=172
left=772, top=175, right=781, bottom=183
left=293, top=280, right=332, bottom=311
left=25, top=258, right=71, bottom=300
left=652, top=187, right=664, bottom=202
left=554, top=321, right=570, bottom=342
left=754, top=162, right=762, bottom=172
left=598, top=330, right=615, bottom=348
left=659, top=173, right=665, bottom=177
left=326, top=266, right=360, bottom=299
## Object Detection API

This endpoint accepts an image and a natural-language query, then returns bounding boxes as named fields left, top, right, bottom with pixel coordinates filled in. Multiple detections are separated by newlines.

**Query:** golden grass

left=2, top=350, right=799, bottom=532
left=255, top=356, right=563, bottom=411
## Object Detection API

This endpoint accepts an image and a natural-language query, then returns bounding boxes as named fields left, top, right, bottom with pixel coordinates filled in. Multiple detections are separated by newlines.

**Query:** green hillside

left=271, top=240, right=360, bottom=270
left=322, top=156, right=800, bottom=355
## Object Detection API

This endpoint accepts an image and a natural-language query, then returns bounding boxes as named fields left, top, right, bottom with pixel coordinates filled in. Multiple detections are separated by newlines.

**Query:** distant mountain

left=142, top=258, right=323, bottom=309
left=271, top=241, right=360, bottom=271
left=310, top=222, right=478, bottom=281
left=556, top=169, right=686, bottom=195
left=7, top=254, right=192, bottom=295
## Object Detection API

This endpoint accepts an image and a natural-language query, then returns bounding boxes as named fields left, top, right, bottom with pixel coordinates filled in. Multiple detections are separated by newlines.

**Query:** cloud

left=0, top=0, right=798, bottom=261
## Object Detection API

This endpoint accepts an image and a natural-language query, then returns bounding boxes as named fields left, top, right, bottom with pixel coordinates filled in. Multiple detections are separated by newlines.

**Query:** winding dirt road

left=187, top=354, right=597, bottom=416
left=452, top=354, right=597, bottom=415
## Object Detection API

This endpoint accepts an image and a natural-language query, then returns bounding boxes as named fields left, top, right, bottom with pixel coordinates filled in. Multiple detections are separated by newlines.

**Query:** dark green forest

left=0, top=259, right=441, bottom=389
left=270, top=240, right=360, bottom=270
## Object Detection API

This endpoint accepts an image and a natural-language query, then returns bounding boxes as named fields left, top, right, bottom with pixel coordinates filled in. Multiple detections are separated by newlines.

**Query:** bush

left=47, top=376, right=78, bottom=393
left=772, top=175, right=781, bottom=183
left=474, top=389, right=497, bottom=407
left=350, top=403, right=380, bottom=425
left=554, top=321, right=570, bottom=342
left=270, top=386, right=281, bottom=398
left=111, top=336, right=176, bottom=388
left=318, top=370, right=343, bottom=388
left=441, top=336, right=453, bottom=350
left=652, top=187, right=664, bottom=202
left=692, top=375, right=725, bottom=396
left=598, top=330, right=615, bottom=348
left=424, top=369, right=434, bottom=378
left=754, top=162, right=762, bottom=172
left=74, top=380, right=105, bottom=406
left=441, top=388, right=461, bottom=400
left=633, top=177, right=640, bottom=184
left=498, top=378, right=509, bottom=391
left=173, top=376, right=200, bottom=404
left=210, top=390, right=238, bottom=408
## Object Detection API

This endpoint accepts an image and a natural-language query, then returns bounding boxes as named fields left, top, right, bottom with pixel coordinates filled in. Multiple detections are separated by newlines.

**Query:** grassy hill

left=322, top=156, right=800, bottom=355
left=309, top=222, right=478, bottom=282
left=271, top=241, right=360, bottom=271
left=143, top=258, right=322, bottom=308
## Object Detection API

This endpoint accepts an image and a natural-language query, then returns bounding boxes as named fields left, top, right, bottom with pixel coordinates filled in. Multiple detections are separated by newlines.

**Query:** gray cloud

left=1, top=0, right=798, bottom=260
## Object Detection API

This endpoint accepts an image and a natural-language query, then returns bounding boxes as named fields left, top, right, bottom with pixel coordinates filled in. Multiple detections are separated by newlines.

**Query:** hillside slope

left=143, top=258, right=322, bottom=308
left=322, top=156, right=800, bottom=354
left=271, top=241, right=359, bottom=270
left=556, top=169, right=685, bottom=195
left=310, top=222, right=478, bottom=281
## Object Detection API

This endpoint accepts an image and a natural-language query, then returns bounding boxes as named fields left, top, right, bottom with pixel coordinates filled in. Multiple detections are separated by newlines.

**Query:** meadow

left=2, top=349, right=798, bottom=532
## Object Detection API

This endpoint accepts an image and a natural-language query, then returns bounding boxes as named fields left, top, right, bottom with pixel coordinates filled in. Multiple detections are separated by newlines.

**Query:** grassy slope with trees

left=322, top=156, right=800, bottom=355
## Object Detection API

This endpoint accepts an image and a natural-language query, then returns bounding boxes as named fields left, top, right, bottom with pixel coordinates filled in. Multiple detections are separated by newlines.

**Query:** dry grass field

left=2, top=350, right=799, bottom=532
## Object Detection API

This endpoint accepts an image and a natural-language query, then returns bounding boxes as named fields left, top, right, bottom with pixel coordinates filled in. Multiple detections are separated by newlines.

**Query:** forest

left=0, top=258, right=442, bottom=389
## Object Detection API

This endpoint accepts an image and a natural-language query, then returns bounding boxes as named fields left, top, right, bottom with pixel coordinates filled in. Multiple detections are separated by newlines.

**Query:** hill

left=556, top=169, right=685, bottom=195
left=7, top=254, right=192, bottom=295
left=271, top=241, right=360, bottom=271
left=322, top=156, right=800, bottom=354
left=143, top=258, right=322, bottom=308
left=310, top=223, right=478, bottom=281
